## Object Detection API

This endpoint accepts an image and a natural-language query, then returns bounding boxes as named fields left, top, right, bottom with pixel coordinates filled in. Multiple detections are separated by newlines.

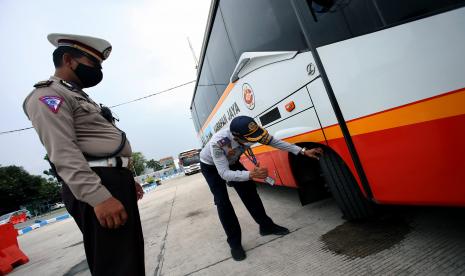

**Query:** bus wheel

left=320, top=147, right=375, bottom=221
left=290, top=143, right=331, bottom=205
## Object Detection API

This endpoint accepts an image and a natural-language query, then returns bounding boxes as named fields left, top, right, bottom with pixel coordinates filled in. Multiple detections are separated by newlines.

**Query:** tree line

left=0, top=152, right=168, bottom=215
left=0, top=165, right=61, bottom=215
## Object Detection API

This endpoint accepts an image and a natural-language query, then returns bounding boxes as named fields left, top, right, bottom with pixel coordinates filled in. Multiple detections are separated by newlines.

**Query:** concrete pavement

left=12, top=173, right=465, bottom=275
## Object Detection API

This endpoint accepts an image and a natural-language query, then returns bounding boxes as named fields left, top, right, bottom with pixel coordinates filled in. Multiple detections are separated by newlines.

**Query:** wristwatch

left=300, top=147, right=307, bottom=155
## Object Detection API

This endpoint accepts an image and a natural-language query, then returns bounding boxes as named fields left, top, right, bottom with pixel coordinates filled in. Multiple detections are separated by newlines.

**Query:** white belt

left=88, top=157, right=130, bottom=168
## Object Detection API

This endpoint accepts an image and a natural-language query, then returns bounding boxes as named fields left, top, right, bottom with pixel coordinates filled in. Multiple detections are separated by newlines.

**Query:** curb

left=17, top=213, right=70, bottom=235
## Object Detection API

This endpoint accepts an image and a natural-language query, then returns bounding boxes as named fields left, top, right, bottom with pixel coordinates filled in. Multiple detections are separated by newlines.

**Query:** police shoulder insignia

left=39, top=96, right=64, bottom=113
left=213, top=148, right=224, bottom=158
left=33, top=80, right=53, bottom=88
left=217, top=137, right=231, bottom=147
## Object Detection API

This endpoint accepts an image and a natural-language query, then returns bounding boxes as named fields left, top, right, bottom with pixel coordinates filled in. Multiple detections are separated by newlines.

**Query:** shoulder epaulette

left=59, top=80, right=78, bottom=91
left=33, top=80, right=53, bottom=88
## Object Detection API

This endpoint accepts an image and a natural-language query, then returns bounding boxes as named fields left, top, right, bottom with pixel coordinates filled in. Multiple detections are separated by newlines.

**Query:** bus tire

left=290, top=143, right=331, bottom=205
left=320, top=147, right=375, bottom=221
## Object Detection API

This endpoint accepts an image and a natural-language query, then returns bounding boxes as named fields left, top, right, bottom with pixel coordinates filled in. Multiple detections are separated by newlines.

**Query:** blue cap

left=230, top=116, right=272, bottom=144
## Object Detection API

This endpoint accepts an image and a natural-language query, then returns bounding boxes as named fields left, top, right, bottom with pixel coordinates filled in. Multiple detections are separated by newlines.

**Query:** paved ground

left=12, top=174, right=465, bottom=276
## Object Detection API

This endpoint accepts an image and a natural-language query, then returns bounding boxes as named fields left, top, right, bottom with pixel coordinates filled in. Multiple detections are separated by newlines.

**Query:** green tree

left=0, top=165, right=61, bottom=214
left=146, top=159, right=162, bottom=172
left=131, top=152, right=147, bottom=176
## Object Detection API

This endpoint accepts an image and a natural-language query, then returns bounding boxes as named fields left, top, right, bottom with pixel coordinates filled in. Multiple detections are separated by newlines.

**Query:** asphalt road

left=12, top=174, right=465, bottom=276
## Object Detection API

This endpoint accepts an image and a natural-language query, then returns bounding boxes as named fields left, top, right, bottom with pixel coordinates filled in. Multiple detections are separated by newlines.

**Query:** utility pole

left=187, top=37, right=199, bottom=70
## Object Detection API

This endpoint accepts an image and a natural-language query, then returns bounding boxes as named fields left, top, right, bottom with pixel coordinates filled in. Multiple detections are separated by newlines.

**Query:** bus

left=190, top=0, right=465, bottom=220
left=179, top=149, right=201, bottom=175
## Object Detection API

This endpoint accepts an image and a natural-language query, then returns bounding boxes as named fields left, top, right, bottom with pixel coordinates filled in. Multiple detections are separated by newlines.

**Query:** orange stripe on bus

left=252, top=87, right=465, bottom=154
left=200, top=82, right=236, bottom=132
left=345, top=87, right=465, bottom=137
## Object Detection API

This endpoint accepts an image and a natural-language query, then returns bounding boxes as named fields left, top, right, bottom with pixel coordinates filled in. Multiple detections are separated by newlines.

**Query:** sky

left=0, top=0, right=211, bottom=175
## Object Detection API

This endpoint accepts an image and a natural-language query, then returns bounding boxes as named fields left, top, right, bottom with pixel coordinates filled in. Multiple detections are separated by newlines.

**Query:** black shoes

left=229, top=224, right=289, bottom=261
left=231, top=246, right=246, bottom=261
left=260, top=224, right=290, bottom=236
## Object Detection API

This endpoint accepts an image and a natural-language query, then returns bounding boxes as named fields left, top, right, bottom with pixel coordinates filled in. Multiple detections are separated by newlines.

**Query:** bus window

left=373, top=0, right=465, bottom=26
left=205, top=9, right=237, bottom=87
left=193, top=88, right=209, bottom=127
left=191, top=104, right=201, bottom=132
left=304, top=0, right=465, bottom=48
left=195, top=85, right=218, bottom=127
left=305, top=0, right=383, bottom=48
left=219, top=0, right=307, bottom=57
left=198, top=56, right=223, bottom=99
left=204, top=56, right=228, bottom=99
left=195, top=55, right=222, bottom=127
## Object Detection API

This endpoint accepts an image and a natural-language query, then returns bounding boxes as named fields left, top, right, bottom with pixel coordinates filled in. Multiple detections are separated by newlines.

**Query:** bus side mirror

left=230, top=58, right=251, bottom=83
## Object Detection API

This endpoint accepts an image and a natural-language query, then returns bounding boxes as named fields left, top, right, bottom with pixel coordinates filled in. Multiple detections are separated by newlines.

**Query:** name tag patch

left=39, top=96, right=64, bottom=113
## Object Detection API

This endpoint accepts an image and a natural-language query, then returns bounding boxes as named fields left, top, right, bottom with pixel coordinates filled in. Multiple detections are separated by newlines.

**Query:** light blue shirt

left=200, top=128, right=302, bottom=182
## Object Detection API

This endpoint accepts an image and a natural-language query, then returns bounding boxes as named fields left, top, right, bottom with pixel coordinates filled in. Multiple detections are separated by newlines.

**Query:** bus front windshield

left=181, top=155, right=200, bottom=166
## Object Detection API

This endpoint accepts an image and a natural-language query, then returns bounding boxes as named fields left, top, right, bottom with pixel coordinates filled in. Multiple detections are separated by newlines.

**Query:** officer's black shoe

left=260, top=224, right=290, bottom=236
left=231, top=246, right=246, bottom=261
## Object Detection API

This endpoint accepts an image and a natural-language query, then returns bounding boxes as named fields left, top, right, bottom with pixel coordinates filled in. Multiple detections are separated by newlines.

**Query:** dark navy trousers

left=62, top=167, right=145, bottom=276
left=200, top=161, right=274, bottom=248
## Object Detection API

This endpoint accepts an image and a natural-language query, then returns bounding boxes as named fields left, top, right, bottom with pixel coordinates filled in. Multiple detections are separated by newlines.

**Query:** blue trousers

left=200, top=162, right=274, bottom=248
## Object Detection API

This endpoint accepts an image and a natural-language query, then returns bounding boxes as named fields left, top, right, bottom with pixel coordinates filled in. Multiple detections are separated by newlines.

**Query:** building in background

left=159, top=156, right=175, bottom=169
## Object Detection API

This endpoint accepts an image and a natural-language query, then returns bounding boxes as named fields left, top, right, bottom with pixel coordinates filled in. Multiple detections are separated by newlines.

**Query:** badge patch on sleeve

left=39, top=96, right=64, bottom=113
left=217, top=137, right=231, bottom=147
left=213, top=148, right=224, bottom=158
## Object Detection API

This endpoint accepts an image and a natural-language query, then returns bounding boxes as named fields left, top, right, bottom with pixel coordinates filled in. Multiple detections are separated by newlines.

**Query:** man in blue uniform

left=200, top=116, right=323, bottom=261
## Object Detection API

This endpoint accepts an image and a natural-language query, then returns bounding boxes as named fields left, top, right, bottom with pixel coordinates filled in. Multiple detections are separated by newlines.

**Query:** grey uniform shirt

left=200, top=128, right=302, bottom=182
left=23, top=76, right=132, bottom=207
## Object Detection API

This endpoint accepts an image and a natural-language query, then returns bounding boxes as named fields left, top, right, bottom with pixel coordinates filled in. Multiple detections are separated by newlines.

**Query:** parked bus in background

left=190, top=0, right=465, bottom=220
left=179, top=149, right=201, bottom=176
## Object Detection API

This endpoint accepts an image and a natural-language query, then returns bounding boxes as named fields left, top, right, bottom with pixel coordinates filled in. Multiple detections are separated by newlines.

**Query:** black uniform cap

left=230, top=116, right=272, bottom=144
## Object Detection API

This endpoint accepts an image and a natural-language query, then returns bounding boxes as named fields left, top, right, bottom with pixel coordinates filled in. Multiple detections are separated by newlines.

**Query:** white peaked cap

left=47, top=33, right=112, bottom=62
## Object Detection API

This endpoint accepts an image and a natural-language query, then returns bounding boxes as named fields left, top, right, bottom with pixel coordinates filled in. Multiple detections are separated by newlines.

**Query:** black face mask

left=73, top=62, right=103, bottom=88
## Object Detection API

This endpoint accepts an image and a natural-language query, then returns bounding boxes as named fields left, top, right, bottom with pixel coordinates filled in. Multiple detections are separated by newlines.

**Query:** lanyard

left=244, top=146, right=275, bottom=186
left=244, top=147, right=258, bottom=166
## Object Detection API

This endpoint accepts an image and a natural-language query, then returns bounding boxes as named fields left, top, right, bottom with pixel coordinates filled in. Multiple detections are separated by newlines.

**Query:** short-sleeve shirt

left=23, top=76, right=132, bottom=206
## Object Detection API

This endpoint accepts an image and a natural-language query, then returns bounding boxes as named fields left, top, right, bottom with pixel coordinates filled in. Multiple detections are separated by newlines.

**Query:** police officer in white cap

left=23, top=34, right=145, bottom=275
left=200, top=116, right=323, bottom=261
